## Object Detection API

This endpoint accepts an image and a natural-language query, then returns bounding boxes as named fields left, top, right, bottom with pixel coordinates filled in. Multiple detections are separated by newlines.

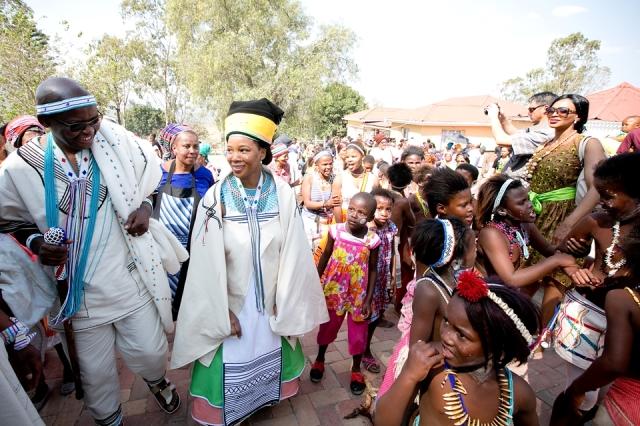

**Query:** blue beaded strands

left=45, top=133, right=101, bottom=323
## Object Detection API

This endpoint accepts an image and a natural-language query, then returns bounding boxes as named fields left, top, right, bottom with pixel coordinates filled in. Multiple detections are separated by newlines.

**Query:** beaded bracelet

left=26, top=233, right=44, bottom=251
left=1, top=318, right=34, bottom=351
left=141, top=198, right=153, bottom=211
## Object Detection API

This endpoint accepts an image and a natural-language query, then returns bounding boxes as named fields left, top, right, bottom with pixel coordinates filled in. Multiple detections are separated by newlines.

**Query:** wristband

left=26, top=233, right=44, bottom=251
left=141, top=198, right=153, bottom=211
left=1, top=317, right=34, bottom=350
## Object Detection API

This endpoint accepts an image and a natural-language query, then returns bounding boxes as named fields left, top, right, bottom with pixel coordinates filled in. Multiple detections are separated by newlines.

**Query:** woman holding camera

left=523, top=94, right=605, bottom=327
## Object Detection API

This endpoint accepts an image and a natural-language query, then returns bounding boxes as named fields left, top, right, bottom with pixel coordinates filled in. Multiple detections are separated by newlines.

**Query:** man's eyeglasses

left=527, top=105, right=545, bottom=114
left=52, top=112, right=103, bottom=132
left=545, top=106, right=576, bottom=118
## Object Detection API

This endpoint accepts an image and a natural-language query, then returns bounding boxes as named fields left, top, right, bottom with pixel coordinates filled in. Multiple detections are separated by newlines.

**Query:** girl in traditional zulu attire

left=376, top=272, right=540, bottom=426
left=171, top=99, right=327, bottom=426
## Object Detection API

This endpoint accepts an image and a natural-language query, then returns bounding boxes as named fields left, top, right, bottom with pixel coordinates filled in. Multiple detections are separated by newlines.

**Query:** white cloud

left=551, top=5, right=588, bottom=17
left=526, top=12, right=542, bottom=20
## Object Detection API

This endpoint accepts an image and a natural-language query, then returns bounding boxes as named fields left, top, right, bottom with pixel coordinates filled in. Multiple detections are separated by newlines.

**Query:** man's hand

left=8, top=344, right=43, bottom=391
left=552, top=220, right=574, bottom=246
left=125, top=204, right=151, bottom=237
left=485, top=103, right=500, bottom=119
left=229, top=310, right=242, bottom=338
left=35, top=239, right=69, bottom=266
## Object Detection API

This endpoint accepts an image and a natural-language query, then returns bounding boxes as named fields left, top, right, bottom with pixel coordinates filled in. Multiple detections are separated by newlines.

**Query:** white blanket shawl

left=0, top=121, right=187, bottom=333
left=171, top=169, right=328, bottom=369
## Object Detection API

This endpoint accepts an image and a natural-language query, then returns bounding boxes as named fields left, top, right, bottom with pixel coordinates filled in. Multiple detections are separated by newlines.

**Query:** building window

left=441, top=130, right=465, bottom=149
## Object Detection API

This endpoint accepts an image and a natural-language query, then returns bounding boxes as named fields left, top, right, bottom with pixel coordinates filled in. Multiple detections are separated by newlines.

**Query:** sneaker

left=350, top=371, right=366, bottom=395
left=362, top=356, right=381, bottom=374
left=309, top=361, right=325, bottom=383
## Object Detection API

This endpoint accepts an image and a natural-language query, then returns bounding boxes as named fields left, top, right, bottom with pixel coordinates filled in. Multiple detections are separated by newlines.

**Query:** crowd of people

left=0, top=78, right=639, bottom=426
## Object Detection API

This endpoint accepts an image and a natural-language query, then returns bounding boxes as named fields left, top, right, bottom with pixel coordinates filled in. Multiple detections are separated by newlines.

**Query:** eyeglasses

left=52, top=112, right=103, bottom=132
left=527, top=105, right=545, bottom=114
left=544, top=106, right=576, bottom=118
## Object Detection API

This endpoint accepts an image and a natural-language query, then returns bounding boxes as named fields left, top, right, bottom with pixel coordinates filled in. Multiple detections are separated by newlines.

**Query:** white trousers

left=70, top=301, right=168, bottom=422
left=0, top=343, right=44, bottom=426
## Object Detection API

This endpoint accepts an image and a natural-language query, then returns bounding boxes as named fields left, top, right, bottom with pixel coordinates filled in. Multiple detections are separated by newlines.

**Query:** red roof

left=587, top=82, right=640, bottom=121
left=344, top=95, right=528, bottom=126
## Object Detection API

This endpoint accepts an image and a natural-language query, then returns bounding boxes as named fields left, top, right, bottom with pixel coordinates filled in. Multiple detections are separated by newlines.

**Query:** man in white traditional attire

left=0, top=77, right=187, bottom=426
left=171, top=99, right=328, bottom=425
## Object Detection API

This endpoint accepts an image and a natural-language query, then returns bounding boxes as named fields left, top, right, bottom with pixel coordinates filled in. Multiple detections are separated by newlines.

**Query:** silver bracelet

left=26, top=233, right=44, bottom=251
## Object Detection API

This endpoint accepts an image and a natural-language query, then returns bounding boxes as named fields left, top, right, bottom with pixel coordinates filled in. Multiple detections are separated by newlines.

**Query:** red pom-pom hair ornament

left=456, top=270, right=488, bottom=302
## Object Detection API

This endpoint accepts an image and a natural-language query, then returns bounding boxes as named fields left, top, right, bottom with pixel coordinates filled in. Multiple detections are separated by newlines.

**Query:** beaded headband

left=345, top=143, right=365, bottom=155
left=36, top=95, right=97, bottom=116
left=456, top=271, right=534, bottom=345
left=491, top=178, right=514, bottom=220
left=431, top=218, right=455, bottom=268
left=313, top=150, right=333, bottom=163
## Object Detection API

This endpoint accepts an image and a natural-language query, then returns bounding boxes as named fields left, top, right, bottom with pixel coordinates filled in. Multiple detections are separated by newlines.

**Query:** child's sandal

left=362, top=356, right=381, bottom=373
left=350, top=371, right=366, bottom=395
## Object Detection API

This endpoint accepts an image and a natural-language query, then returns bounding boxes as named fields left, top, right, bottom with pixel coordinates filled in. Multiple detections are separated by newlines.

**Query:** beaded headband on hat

left=36, top=95, right=97, bottom=116
left=271, top=143, right=289, bottom=158
left=491, top=178, right=515, bottom=220
left=456, top=271, right=535, bottom=346
left=431, top=219, right=455, bottom=268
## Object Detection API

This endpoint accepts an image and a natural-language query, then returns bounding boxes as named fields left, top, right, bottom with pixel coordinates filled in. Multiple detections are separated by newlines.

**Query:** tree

left=124, top=104, right=165, bottom=136
left=309, top=83, right=366, bottom=138
left=0, top=0, right=56, bottom=122
left=165, top=0, right=357, bottom=137
left=501, top=33, right=610, bottom=102
left=79, top=35, right=153, bottom=125
left=121, top=0, right=188, bottom=124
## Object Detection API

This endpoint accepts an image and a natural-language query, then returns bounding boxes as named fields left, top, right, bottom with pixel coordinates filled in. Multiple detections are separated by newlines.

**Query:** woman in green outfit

left=524, top=94, right=606, bottom=327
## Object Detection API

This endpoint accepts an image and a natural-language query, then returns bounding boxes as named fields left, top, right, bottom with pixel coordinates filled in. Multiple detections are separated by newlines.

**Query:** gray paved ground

left=39, top=307, right=564, bottom=425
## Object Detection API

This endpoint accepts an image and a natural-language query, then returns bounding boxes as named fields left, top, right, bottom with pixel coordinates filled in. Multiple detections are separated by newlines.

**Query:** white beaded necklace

left=605, top=222, right=626, bottom=276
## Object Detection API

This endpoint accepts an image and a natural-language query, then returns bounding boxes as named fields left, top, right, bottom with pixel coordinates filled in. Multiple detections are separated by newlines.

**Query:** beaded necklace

left=604, top=221, right=626, bottom=276
left=441, top=362, right=513, bottom=426
left=486, top=220, right=530, bottom=262
left=524, top=130, right=577, bottom=180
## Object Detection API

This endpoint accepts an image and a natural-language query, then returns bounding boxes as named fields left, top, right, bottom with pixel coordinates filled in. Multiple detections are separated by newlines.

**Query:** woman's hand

left=400, top=340, right=444, bottom=384
left=552, top=220, right=575, bottom=247
left=565, top=237, right=591, bottom=257
left=569, top=267, right=601, bottom=287
left=125, top=203, right=151, bottom=237
left=229, top=310, right=242, bottom=338
left=36, top=240, right=69, bottom=266
left=361, top=300, right=372, bottom=319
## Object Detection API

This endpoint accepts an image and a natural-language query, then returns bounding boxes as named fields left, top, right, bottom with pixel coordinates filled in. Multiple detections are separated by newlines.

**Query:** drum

left=554, top=289, right=606, bottom=370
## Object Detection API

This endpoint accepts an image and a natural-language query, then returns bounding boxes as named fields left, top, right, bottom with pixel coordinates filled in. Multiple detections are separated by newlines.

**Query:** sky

left=25, top=0, right=640, bottom=108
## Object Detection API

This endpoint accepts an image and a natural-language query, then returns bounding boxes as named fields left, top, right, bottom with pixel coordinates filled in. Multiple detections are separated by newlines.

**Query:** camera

left=484, top=108, right=489, bottom=115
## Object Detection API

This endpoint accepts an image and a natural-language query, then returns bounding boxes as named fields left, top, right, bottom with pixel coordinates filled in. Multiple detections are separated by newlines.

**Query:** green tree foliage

left=0, top=0, right=55, bottom=122
left=123, top=103, right=165, bottom=136
left=80, top=35, right=154, bottom=125
left=501, top=32, right=610, bottom=102
left=121, top=0, right=187, bottom=124
left=310, top=82, right=366, bottom=138
left=165, top=0, right=357, bottom=136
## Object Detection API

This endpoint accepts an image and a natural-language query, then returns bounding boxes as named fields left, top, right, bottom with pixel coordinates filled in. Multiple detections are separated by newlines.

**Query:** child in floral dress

left=362, top=188, right=398, bottom=374
left=311, top=192, right=381, bottom=395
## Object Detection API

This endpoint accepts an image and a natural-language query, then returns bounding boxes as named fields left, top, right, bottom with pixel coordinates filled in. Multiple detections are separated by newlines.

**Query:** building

left=343, top=95, right=530, bottom=149
left=586, top=81, right=640, bottom=140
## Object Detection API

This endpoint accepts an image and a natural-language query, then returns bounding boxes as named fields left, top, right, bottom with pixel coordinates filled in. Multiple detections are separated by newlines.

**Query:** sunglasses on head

left=52, top=112, right=103, bottom=132
left=527, top=105, right=545, bottom=114
left=545, top=106, right=576, bottom=118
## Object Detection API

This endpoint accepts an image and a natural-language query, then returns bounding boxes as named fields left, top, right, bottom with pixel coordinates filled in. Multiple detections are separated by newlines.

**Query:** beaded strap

left=625, top=287, right=640, bottom=310
left=1, top=317, right=35, bottom=350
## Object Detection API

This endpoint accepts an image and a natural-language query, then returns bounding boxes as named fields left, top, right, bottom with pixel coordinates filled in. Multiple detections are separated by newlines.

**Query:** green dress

left=527, top=134, right=581, bottom=287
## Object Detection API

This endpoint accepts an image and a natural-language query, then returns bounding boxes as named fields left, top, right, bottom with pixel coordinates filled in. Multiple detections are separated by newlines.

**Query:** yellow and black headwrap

left=225, top=98, right=284, bottom=165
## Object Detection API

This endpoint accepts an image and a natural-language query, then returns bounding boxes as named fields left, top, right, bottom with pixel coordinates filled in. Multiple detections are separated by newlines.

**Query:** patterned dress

left=189, top=173, right=305, bottom=426
left=321, top=223, right=381, bottom=321
left=370, top=221, right=398, bottom=321
left=527, top=134, right=582, bottom=287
